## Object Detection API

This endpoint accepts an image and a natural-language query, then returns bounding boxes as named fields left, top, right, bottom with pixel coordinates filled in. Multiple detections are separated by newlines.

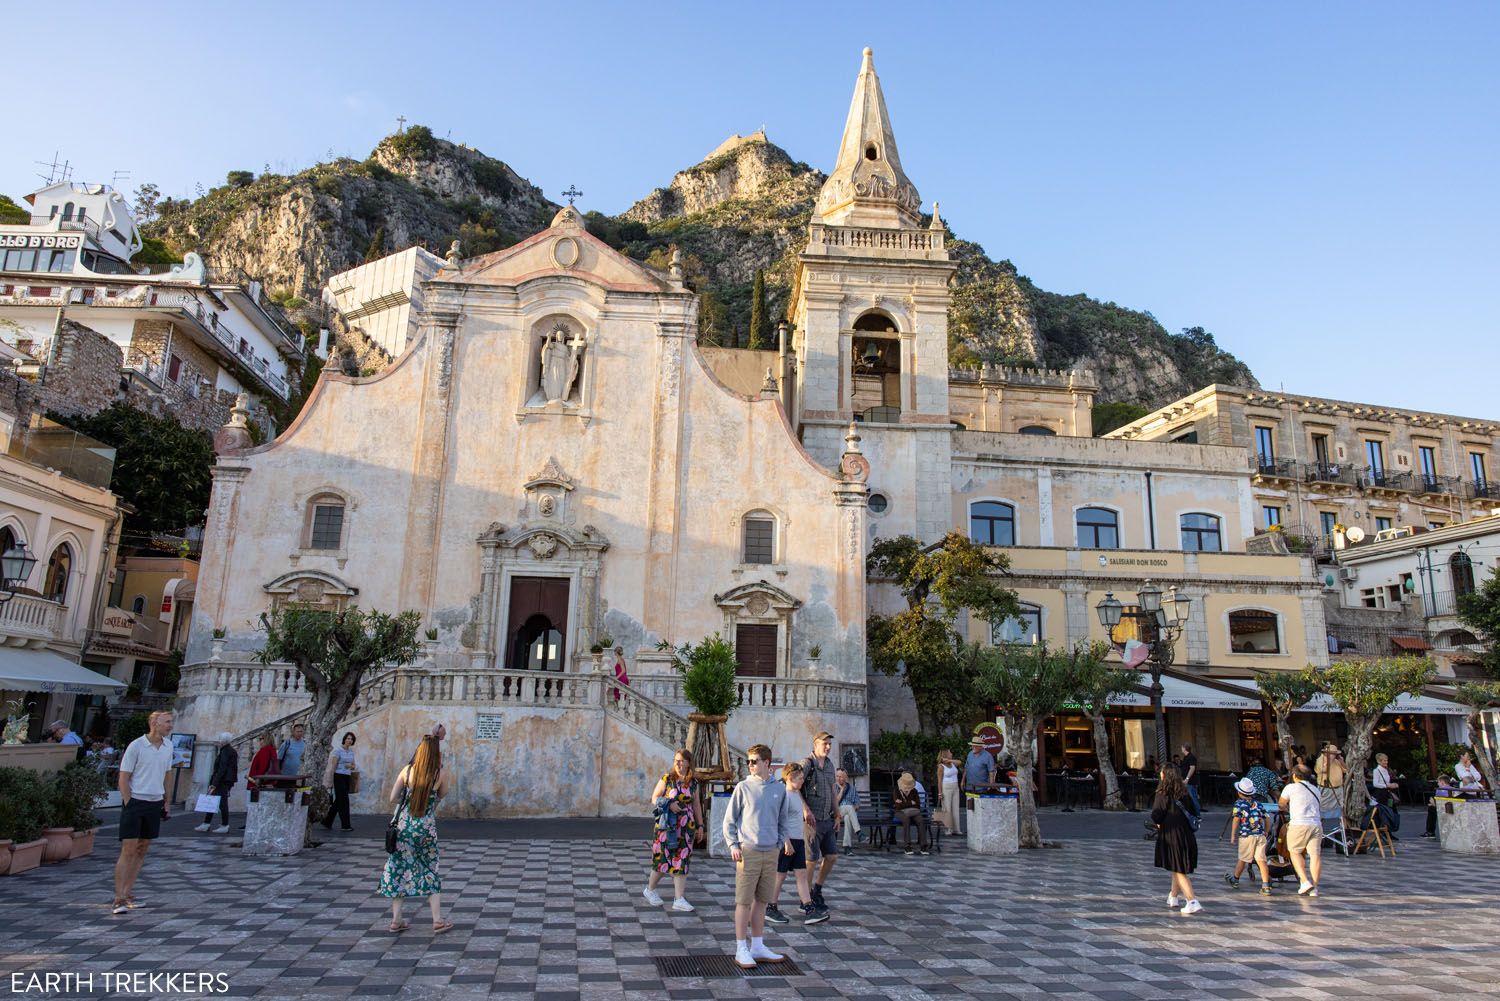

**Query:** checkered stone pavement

left=2, top=815, right=1498, bottom=1000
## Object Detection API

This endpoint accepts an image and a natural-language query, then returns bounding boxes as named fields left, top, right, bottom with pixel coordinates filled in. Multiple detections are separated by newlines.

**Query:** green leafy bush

left=388, top=125, right=436, bottom=160
left=117, top=711, right=150, bottom=749
left=47, top=761, right=107, bottom=829
left=668, top=634, right=739, bottom=717
left=226, top=170, right=254, bottom=188
left=0, top=768, right=48, bottom=842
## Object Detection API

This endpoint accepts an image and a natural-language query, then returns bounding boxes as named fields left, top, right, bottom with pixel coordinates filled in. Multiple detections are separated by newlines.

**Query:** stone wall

left=0, top=368, right=38, bottom=428
left=126, top=319, right=172, bottom=366
left=41, top=320, right=123, bottom=419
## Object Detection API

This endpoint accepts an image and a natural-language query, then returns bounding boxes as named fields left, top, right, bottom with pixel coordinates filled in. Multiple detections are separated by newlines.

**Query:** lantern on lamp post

left=1097, top=580, right=1192, bottom=767
left=0, top=542, right=38, bottom=604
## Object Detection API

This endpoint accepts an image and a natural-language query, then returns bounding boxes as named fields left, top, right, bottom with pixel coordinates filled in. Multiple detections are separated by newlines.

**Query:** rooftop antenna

left=35, top=152, right=72, bottom=185
left=111, top=169, right=131, bottom=189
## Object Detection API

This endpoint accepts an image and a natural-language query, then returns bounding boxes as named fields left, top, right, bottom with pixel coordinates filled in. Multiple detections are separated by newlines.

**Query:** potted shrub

left=0, top=768, right=47, bottom=875
left=39, top=779, right=74, bottom=865
left=667, top=634, right=739, bottom=781
left=54, top=761, right=106, bottom=859
left=211, top=627, right=227, bottom=660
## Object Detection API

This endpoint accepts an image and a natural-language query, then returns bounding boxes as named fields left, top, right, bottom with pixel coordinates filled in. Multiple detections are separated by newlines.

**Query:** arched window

left=1076, top=507, right=1120, bottom=549
left=1229, top=609, right=1281, bottom=654
left=131, top=595, right=147, bottom=615
left=43, top=543, right=72, bottom=603
left=1180, top=513, right=1222, bottom=552
left=0, top=526, right=15, bottom=561
left=1451, top=552, right=1476, bottom=596
left=742, top=512, right=775, bottom=565
left=1018, top=425, right=1056, bottom=436
left=969, top=501, right=1015, bottom=546
left=304, top=494, right=346, bottom=550
left=61, top=202, right=75, bottom=222
left=992, top=604, right=1042, bottom=645
left=512, top=613, right=563, bottom=672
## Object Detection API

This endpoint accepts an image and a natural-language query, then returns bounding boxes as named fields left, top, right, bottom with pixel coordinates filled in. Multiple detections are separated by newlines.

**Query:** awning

left=1220, top=679, right=1467, bottom=716
left=0, top=647, right=127, bottom=695
left=1390, top=636, right=1432, bottom=652
left=1108, top=676, right=1261, bottom=711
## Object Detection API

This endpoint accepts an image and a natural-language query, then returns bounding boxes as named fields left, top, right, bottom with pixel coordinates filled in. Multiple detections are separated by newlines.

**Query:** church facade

left=177, top=49, right=1326, bottom=814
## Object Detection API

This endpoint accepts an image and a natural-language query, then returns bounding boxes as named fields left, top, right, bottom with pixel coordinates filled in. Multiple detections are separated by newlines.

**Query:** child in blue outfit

left=1224, top=776, right=1273, bottom=894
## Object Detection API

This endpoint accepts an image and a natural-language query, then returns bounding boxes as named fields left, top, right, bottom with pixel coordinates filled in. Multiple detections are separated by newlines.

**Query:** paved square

left=2, top=811, right=1496, bottom=1000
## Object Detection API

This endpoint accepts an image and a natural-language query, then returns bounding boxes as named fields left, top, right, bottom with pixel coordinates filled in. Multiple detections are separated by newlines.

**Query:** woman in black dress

left=1150, top=765, right=1201, bottom=914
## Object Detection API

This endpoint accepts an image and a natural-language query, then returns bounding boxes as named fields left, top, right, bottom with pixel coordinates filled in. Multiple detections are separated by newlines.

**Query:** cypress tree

left=747, top=269, right=769, bottom=350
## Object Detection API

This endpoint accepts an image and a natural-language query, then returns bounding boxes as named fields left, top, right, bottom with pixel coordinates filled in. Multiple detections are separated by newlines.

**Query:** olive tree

left=1452, top=681, right=1500, bottom=792
left=1313, top=656, right=1435, bottom=814
left=1068, top=649, right=1139, bottom=810
left=867, top=533, right=1020, bottom=735
left=973, top=641, right=1102, bottom=847
left=1254, top=667, right=1322, bottom=771
left=258, top=606, right=423, bottom=796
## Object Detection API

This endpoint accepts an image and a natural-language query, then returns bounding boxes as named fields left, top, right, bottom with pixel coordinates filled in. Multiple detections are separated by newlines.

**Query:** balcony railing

left=1471, top=480, right=1500, bottom=501
left=6, top=425, right=116, bottom=489
left=1360, top=467, right=1411, bottom=491
left=0, top=594, right=64, bottom=645
left=1252, top=456, right=1298, bottom=479
left=1304, top=461, right=1359, bottom=487
left=856, top=405, right=902, bottom=423
left=1416, top=474, right=1462, bottom=497
left=1421, top=590, right=1462, bottom=618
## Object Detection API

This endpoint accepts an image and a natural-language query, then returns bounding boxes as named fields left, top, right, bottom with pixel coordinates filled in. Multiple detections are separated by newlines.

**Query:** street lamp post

left=1097, top=581, right=1192, bottom=768
left=0, top=542, right=38, bottom=605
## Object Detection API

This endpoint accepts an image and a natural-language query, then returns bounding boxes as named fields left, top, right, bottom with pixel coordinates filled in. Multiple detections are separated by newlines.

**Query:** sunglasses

left=748, top=758, right=768, bottom=766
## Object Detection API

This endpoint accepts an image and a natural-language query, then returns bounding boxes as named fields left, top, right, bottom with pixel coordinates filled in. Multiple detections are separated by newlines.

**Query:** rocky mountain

left=140, top=127, right=1255, bottom=408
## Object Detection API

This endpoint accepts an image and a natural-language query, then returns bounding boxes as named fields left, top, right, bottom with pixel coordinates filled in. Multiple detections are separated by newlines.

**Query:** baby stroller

left=1264, top=812, right=1300, bottom=885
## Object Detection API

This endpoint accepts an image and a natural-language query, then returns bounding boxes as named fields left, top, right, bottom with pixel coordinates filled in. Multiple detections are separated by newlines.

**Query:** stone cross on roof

left=561, top=184, right=583, bottom=206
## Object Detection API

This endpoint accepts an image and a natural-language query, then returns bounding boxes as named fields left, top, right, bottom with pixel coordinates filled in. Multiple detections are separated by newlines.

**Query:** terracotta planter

left=6, top=838, right=45, bottom=875
left=41, top=827, right=74, bottom=864
left=0, top=840, right=11, bottom=874
left=69, top=828, right=97, bottom=859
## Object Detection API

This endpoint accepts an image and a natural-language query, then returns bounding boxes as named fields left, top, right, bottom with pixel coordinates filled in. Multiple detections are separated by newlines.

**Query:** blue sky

left=4, top=2, right=1495, bottom=417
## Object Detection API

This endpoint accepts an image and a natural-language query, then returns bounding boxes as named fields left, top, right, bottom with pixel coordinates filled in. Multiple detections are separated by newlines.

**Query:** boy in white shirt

left=1278, top=765, right=1323, bottom=898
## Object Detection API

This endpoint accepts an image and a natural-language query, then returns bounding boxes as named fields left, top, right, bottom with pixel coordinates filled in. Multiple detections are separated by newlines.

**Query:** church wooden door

left=734, top=623, right=778, bottom=677
left=507, top=577, right=570, bottom=671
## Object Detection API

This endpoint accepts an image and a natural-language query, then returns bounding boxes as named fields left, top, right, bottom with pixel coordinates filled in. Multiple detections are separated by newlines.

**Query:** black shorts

left=777, top=838, right=807, bottom=873
left=119, top=798, right=165, bottom=841
left=807, top=820, right=838, bottom=861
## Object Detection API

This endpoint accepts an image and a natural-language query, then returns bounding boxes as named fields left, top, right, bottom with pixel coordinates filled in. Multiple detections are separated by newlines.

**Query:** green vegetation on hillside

left=0, top=195, right=28, bottom=224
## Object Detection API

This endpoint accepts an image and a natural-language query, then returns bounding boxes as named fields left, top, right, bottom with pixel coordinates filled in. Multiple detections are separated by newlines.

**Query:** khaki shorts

left=1236, top=834, right=1268, bottom=864
left=734, top=847, right=778, bottom=906
left=1286, top=823, right=1322, bottom=858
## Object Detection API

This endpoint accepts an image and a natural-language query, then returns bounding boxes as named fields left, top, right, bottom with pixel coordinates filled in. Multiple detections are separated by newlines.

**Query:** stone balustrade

left=0, top=593, right=63, bottom=646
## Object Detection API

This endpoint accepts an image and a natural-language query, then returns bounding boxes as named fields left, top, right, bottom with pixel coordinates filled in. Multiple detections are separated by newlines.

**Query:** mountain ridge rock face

left=142, top=128, right=1255, bottom=407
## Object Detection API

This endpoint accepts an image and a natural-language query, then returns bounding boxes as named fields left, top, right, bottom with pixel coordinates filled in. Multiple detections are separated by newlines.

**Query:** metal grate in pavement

left=654, top=954, right=804, bottom=978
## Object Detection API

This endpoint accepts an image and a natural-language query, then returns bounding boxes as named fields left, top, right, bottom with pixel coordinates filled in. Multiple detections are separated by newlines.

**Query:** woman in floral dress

left=378, top=735, right=452, bottom=933
left=642, top=748, right=703, bottom=912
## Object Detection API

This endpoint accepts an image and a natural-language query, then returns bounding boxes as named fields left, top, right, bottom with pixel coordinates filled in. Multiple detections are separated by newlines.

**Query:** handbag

left=194, top=792, right=222, bottom=814
left=385, top=781, right=410, bottom=854
left=348, top=771, right=361, bottom=795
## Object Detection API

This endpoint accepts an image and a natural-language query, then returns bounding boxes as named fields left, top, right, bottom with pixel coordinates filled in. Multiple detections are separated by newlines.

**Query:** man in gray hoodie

left=722, top=743, right=793, bottom=969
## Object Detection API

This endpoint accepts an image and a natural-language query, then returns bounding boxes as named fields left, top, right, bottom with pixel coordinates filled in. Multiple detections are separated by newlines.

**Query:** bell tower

left=790, top=48, right=956, bottom=542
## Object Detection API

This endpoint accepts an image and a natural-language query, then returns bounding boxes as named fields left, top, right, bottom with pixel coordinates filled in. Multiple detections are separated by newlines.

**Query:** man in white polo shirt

left=113, top=710, right=175, bottom=915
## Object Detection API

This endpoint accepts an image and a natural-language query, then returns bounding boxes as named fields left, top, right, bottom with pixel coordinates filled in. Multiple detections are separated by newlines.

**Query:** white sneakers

left=734, top=942, right=756, bottom=969
left=1180, top=899, right=1202, bottom=915
left=671, top=898, right=694, bottom=912
left=1167, top=893, right=1182, bottom=908
left=749, top=941, right=784, bottom=963
left=641, top=887, right=663, bottom=907
left=213, top=825, right=230, bottom=834
left=193, top=823, right=211, bottom=833
left=1297, top=882, right=1315, bottom=896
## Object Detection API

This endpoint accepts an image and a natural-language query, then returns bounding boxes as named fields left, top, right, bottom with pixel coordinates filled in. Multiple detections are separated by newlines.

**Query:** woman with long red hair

left=378, top=735, right=451, bottom=933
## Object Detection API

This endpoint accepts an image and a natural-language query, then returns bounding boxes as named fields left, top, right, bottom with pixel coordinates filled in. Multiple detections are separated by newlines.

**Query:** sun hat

left=1235, top=776, right=1256, bottom=796
left=969, top=736, right=986, bottom=746
left=897, top=772, right=916, bottom=792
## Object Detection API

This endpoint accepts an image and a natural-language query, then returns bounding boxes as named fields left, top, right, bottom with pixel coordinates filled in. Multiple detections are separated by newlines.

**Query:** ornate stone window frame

left=714, top=580, right=803, bottom=678
left=290, top=485, right=358, bottom=568
left=732, top=505, right=789, bottom=579
left=263, top=569, right=359, bottom=612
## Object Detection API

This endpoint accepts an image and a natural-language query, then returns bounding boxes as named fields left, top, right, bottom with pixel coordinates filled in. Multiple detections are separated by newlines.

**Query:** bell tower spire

left=816, top=47, right=923, bottom=229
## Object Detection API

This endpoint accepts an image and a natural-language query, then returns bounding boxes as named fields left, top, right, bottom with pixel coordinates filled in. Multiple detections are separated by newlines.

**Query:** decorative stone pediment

left=518, top=457, right=579, bottom=524
left=263, top=570, right=359, bottom=610
left=477, top=522, right=609, bottom=562
left=715, top=580, right=802, bottom=614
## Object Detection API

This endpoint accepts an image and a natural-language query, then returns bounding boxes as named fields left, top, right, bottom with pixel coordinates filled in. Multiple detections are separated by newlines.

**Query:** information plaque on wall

left=475, top=713, right=504, bottom=740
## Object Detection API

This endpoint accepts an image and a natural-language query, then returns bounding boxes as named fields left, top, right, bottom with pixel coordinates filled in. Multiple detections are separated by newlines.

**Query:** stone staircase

left=216, top=663, right=748, bottom=781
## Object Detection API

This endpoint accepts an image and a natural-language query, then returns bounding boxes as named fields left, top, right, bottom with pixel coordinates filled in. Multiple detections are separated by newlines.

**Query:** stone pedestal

left=708, top=792, right=731, bottom=858
left=243, top=795, right=308, bottom=856
left=1436, top=797, right=1500, bottom=854
left=968, top=794, right=1018, bottom=855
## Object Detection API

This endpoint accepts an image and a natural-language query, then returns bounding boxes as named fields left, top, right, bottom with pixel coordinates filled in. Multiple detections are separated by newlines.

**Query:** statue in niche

left=534, top=322, right=585, bottom=406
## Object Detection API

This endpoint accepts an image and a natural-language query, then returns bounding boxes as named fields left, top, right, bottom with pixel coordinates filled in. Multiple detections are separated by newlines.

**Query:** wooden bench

left=855, top=790, right=943, bottom=853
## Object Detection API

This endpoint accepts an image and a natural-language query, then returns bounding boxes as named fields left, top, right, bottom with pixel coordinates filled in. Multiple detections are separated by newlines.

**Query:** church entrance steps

left=604, top=674, right=749, bottom=777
